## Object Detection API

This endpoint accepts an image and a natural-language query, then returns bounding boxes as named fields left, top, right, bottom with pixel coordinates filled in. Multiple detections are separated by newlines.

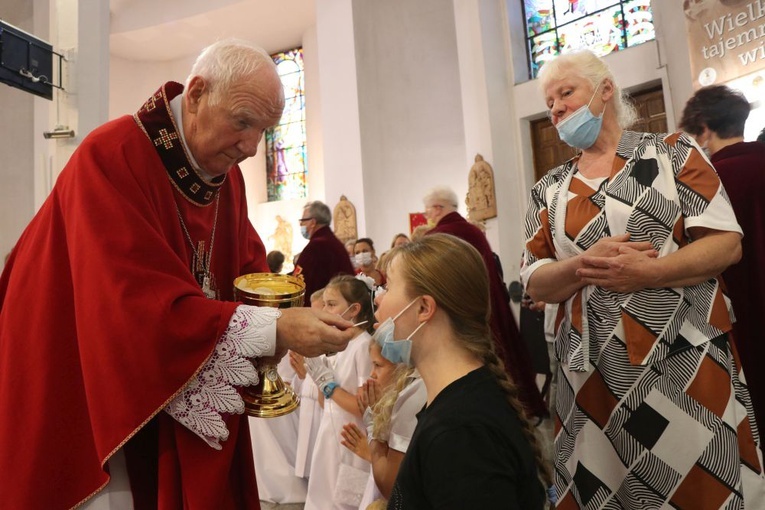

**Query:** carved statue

left=268, top=215, right=293, bottom=262
left=333, top=195, right=358, bottom=243
left=466, top=154, right=497, bottom=221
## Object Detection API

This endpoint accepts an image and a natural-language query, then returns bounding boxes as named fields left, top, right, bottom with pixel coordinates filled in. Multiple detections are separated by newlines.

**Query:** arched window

left=266, top=48, right=307, bottom=202
left=524, top=0, right=655, bottom=78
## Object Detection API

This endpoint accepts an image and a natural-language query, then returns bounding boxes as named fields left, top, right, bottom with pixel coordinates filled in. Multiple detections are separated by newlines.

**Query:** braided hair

left=392, top=234, right=553, bottom=491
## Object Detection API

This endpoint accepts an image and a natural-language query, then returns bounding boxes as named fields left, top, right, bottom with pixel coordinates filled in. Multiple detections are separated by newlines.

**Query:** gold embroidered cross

left=154, top=128, right=179, bottom=150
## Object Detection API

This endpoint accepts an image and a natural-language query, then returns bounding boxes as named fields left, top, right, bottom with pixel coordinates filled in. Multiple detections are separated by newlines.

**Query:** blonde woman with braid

left=378, top=234, right=551, bottom=509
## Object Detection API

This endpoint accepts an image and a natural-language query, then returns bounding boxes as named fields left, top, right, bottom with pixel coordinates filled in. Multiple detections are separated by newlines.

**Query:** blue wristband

left=322, top=381, right=339, bottom=399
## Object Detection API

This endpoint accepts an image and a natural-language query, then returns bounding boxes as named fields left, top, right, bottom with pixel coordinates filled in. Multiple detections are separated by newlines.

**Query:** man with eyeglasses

left=295, top=200, right=354, bottom=304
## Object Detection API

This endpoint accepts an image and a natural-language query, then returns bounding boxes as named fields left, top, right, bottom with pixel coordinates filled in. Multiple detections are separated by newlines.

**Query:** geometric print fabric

left=522, top=131, right=764, bottom=508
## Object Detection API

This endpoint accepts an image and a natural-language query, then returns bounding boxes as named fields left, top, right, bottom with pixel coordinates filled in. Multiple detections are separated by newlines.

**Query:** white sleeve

left=164, top=305, right=280, bottom=449
left=388, top=377, right=427, bottom=453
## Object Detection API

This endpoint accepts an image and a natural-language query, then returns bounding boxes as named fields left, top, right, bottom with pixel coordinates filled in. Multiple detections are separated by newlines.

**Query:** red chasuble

left=427, top=212, right=547, bottom=418
left=0, top=83, right=267, bottom=509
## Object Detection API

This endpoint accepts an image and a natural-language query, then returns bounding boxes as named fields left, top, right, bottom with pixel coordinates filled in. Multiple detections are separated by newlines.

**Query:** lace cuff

left=164, top=305, right=281, bottom=449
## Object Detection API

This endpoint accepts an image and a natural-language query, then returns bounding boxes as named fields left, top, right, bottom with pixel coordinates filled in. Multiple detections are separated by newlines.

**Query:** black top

left=387, top=366, right=545, bottom=510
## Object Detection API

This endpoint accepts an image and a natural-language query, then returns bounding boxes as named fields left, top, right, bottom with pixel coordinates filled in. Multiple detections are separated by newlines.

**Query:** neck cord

left=174, top=191, right=221, bottom=298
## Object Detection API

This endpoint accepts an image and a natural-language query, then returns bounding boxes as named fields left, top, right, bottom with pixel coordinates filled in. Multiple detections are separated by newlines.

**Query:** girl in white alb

left=304, top=275, right=375, bottom=510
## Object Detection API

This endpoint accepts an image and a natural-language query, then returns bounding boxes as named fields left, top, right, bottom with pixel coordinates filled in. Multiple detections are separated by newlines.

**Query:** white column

left=76, top=0, right=109, bottom=138
left=314, top=0, right=367, bottom=234
left=453, top=0, right=526, bottom=281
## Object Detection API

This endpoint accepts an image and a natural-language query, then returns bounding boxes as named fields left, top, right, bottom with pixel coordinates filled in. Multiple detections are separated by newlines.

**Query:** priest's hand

left=276, top=308, right=355, bottom=358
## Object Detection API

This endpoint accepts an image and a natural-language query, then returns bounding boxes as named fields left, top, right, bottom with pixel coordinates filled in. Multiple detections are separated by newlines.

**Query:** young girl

left=290, top=288, right=326, bottom=480
left=304, top=275, right=375, bottom=510
left=341, top=340, right=427, bottom=509
left=378, top=234, right=551, bottom=509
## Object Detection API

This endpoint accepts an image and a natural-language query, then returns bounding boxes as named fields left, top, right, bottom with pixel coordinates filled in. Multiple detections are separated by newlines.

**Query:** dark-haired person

left=680, top=84, right=765, bottom=439
left=267, top=249, right=286, bottom=273
left=354, top=237, right=386, bottom=286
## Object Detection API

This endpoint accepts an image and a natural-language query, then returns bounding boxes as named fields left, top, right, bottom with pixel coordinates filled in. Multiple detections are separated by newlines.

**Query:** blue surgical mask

left=556, top=82, right=605, bottom=150
left=373, top=297, right=427, bottom=366
left=300, top=225, right=310, bottom=239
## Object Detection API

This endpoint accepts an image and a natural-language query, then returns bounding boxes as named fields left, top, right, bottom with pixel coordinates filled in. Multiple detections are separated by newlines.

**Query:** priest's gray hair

left=304, top=201, right=332, bottom=226
left=187, top=39, right=283, bottom=109
left=538, top=50, right=637, bottom=129
left=423, top=186, right=459, bottom=210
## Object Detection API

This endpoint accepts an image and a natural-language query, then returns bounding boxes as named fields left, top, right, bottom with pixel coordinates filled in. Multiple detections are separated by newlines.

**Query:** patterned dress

left=521, top=131, right=765, bottom=509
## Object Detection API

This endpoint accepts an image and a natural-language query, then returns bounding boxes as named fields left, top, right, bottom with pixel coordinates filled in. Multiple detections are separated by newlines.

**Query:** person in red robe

left=0, top=40, right=356, bottom=509
left=295, top=201, right=355, bottom=303
left=422, top=187, right=547, bottom=419
left=680, top=85, right=765, bottom=440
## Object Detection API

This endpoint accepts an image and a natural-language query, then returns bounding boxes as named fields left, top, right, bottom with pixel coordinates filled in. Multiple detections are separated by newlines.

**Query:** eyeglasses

left=299, top=217, right=313, bottom=223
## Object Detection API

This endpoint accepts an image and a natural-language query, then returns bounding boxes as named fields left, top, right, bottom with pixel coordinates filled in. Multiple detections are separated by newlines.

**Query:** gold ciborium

left=233, top=273, right=304, bottom=418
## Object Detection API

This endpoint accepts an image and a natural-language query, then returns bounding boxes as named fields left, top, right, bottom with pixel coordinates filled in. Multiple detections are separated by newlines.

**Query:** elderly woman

left=521, top=50, right=765, bottom=508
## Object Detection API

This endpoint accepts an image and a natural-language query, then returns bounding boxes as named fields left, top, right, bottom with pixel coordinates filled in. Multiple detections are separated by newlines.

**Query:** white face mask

left=339, top=303, right=354, bottom=320
left=355, top=252, right=373, bottom=267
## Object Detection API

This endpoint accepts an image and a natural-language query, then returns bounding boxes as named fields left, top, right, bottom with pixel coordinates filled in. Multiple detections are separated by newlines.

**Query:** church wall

left=313, top=0, right=367, bottom=248
left=0, top=0, right=35, bottom=265
left=353, top=0, right=468, bottom=250
left=453, top=0, right=529, bottom=291
left=109, top=57, right=186, bottom=119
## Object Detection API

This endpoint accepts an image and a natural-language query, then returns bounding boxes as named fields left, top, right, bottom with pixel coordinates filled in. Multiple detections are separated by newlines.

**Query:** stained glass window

left=266, top=48, right=307, bottom=202
left=524, top=0, right=655, bottom=79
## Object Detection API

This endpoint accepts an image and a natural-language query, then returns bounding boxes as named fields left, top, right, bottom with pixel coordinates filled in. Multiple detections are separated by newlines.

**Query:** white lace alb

left=164, top=305, right=281, bottom=449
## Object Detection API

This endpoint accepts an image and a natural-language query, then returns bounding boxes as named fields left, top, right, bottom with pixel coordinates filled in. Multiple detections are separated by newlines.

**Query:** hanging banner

left=683, top=0, right=765, bottom=89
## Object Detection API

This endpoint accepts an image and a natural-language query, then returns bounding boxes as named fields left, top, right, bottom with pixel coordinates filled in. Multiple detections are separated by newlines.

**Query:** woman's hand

left=340, top=423, right=371, bottom=462
left=577, top=244, right=660, bottom=293
left=582, top=233, right=656, bottom=259
left=578, top=229, right=741, bottom=293
left=527, top=234, right=657, bottom=303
